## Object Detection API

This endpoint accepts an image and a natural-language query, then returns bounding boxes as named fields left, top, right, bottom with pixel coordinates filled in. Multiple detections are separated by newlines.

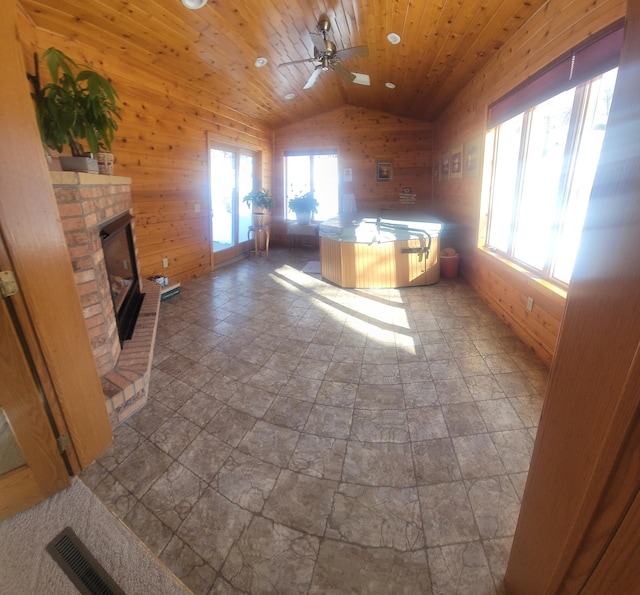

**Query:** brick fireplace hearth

left=51, top=171, right=160, bottom=426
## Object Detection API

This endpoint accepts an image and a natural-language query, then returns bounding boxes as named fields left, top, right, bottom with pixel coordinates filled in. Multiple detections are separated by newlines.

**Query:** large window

left=482, top=67, right=618, bottom=286
left=284, top=151, right=339, bottom=221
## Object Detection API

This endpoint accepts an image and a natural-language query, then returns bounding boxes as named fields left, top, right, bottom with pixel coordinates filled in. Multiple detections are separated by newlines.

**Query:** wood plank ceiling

left=22, top=0, right=548, bottom=128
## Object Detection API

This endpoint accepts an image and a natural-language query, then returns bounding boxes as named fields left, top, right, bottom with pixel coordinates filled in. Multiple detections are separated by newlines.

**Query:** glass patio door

left=210, top=146, right=254, bottom=264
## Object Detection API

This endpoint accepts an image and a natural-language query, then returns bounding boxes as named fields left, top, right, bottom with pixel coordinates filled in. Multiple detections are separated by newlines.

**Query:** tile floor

left=82, top=248, right=547, bottom=595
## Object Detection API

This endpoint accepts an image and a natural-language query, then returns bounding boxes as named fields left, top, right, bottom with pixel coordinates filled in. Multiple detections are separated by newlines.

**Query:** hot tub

left=319, top=213, right=442, bottom=288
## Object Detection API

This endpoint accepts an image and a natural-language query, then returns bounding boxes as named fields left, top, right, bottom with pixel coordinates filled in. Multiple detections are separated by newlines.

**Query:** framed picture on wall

left=376, top=160, right=393, bottom=181
left=463, top=136, right=482, bottom=178
left=450, top=145, right=462, bottom=179
left=441, top=152, right=450, bottom=180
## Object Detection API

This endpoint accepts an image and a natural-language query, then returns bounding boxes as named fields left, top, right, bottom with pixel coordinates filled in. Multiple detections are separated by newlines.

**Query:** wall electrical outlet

left=162, top=257, right=169, bottom=268
left=526, top=296, right=534, bottom=312
left=194, top=203, right=201, bottom=213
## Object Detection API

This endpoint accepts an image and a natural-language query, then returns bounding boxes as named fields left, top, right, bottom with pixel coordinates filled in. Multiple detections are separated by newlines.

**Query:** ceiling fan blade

left=332, top=62, right=356, bottom=84
left=303, top=67, right=322, bottom=89
left=336, top=45, right=369, bottom=61
left=278, top=57, right=315, bottom=67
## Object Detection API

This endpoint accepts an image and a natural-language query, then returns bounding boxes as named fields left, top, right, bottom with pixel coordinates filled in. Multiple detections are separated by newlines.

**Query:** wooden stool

left=248, top=225, right=270, bottom=256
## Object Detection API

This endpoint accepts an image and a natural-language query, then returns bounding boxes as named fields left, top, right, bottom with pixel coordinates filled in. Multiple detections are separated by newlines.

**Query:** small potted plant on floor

left=288, top=191, right=319, bottom=224
left=242, top=188, right=273, bottom=226
left=34, top=47, right=121, bottom=174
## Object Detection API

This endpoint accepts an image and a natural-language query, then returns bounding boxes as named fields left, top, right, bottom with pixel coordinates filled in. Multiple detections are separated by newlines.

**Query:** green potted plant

left=34, top=47, right=121, bottom=174
left=288, top=191, right=319, bottom=224
left=242, top=188, right=274, bottom=211
left=242, top=188, right=273, bottom=226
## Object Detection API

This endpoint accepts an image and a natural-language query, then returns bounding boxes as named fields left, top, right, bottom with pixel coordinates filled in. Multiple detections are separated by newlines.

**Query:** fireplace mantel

left=51, top=172, right=160, bottom=426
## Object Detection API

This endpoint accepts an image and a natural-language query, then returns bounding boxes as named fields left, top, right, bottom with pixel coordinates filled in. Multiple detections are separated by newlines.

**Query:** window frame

left=482, top=63, right=619, bottom=288
left=284, top=149, right=339, bottom=222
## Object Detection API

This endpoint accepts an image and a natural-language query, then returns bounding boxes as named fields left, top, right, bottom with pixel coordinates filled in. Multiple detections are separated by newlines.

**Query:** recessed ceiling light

left=284, top=93, right=295, bottom=100
left=385, top=82, right=396, bottom=89
left=387, top=33, right=401, bottom=45
left=254, top=57, right=268, bottom=68
left=181, top=0, right=207, bottom=9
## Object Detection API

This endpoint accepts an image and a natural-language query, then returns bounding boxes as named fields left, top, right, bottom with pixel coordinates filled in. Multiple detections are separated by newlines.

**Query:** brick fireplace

left=51, top=171, right=160, bottom=426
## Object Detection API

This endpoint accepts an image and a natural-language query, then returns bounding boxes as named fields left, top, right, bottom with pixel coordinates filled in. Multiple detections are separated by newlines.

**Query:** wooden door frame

left=1, top=0, right=112, bottom=470
left=0, top=286, right=70, bottom=519
left=207, top=134, right=264, bottom=265
left=505, top=2, right=639, bottom=591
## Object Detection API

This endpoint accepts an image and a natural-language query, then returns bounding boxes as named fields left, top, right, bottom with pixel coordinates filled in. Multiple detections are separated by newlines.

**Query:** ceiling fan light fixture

left=385, top=82, right=396, bottom=89
left=254, top=57, right=268, bottom=68
left=181, top=0, right=207, bottom=9
left=387, top=33, right=401, bottom=45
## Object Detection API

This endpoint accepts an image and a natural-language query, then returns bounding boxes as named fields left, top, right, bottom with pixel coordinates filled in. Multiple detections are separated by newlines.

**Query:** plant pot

left=60, top=156, right=99, bottom=174
left=252, top=208, right=267, bottom=227
left=440, top=254, right=460, bottom=278
left=97, top=152, right=114, bottom=175
left=295, top=211, right=312, bottom=225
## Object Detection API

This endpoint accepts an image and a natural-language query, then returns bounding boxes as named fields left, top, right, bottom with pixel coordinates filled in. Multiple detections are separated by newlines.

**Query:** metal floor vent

left=47, top=527, right=126, bottom=595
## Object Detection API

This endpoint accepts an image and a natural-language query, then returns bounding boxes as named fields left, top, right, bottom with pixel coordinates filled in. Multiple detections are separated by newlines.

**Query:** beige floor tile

left=141, top=461, right=207, bottom=530
left=288, top=434, right=347, bottom=481
left=309, top=541, right=431, bottom=594
left=222, top=516, right=319, bottom=593
left=326, top=484, right=424, bottom=550
left=342, top=440, right=415, bottom=487
left=239, top=420, right=300, bottom=467
left=262, top=470, right=338, bottom=536
left=84, top=250, right=548, bottom=594
left=419, top=481, right=479, bottom=546
left=178, top=488, right=252, bottom=571
left=427, top=541, right=495, bottom=595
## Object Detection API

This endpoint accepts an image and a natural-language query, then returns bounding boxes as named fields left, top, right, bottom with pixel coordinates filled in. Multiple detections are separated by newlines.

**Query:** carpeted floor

left=0, top=477, right=189, bottom=595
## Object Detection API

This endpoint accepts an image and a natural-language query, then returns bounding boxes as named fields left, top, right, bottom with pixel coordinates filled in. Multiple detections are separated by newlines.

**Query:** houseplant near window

left=288, top=192, right=319, bottom=224
left=242, top=188, right=273, bottom=226
left=34, top=47, right=121, bottom=174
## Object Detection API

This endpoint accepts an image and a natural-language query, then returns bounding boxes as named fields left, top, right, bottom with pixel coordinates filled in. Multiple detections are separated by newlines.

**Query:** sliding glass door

left=210, top=146, right=255, bottom=264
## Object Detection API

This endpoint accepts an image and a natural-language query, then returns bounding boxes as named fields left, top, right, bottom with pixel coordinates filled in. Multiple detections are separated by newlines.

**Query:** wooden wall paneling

left=432, top=0, right=626, bottom=363
left=505, top=0, right=640, bottom=588
left=464, top=254, right=562, bottom=365
left=31, top=26, right=275, bottom=146
left=29, top=24, right=273, bottom=284
left=6, top=1, right=112, bottom=469
left=17, top=3, right=38, bottom=68
left=481, top=0, right=626, bottom=108
left=273, top=105, right=433, bottom=243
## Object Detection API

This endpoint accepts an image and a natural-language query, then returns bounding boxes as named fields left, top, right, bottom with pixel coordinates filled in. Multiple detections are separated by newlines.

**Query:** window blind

left=488, top=20, right=625, bottom=129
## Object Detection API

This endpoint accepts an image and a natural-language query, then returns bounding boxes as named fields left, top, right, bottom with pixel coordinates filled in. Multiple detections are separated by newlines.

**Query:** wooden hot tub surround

left=319, top=215, right=442, bottom=288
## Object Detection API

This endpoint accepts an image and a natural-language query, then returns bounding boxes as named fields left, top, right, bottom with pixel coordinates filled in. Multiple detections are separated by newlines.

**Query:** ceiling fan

left=279, top=18, right=369, bottom=89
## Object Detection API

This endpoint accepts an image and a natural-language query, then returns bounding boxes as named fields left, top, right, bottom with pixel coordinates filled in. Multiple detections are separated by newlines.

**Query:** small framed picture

left=376, top=160, right=393, bottom=181
left=344, top=168, right=353, bottom=182
left=450, top=145, right=462, bottom=179
left=441, top=152, right=450, bottom=181
left=463, top=136, right=482, bottom=178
